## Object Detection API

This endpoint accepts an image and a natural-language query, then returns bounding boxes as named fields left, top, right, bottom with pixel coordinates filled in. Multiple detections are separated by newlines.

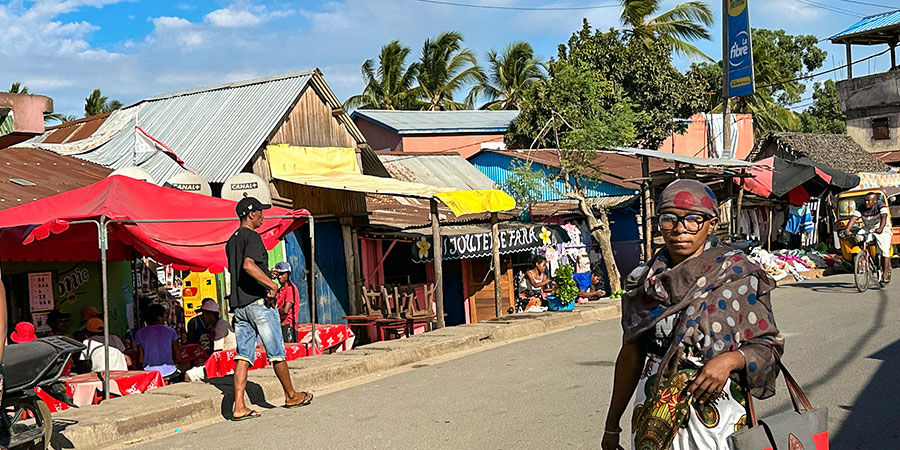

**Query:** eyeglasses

left=657, top=213, right=712, bottom=233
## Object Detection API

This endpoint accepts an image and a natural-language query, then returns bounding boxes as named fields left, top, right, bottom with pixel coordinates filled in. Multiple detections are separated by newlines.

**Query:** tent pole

left=431, top=199, right=445, bottom=329
left=491, top=212, right=502, bottom=318
left=308, top=216, right=317, bottom=352
left=99, top=218, right=110, bottom=400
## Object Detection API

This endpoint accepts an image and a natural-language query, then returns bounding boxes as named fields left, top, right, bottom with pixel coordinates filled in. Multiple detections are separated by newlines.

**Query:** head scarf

left=657, top=179, right=718, bottom=217
left=622, top=243, right=784, bottom=399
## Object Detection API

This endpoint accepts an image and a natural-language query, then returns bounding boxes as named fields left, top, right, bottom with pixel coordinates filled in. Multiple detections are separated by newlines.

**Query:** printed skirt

left=632, top=356, right=749, bottom=450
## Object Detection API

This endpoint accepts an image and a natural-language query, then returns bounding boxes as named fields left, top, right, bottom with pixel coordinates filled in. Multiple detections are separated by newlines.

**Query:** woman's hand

left=686, top=351, right=745, bottom=405
left=601, top=431, right=624, bottom=450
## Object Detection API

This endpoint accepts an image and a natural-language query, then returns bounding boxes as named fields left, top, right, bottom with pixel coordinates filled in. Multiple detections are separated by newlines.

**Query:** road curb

left=52, top=300, right=621, bottom=449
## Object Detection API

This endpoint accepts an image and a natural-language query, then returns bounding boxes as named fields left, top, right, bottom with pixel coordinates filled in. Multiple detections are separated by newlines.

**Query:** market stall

left=0, top=175, right=312, bottom=398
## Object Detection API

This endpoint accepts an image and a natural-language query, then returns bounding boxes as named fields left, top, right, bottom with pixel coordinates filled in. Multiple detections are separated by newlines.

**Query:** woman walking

left=602, top=180, right=784, bottom=450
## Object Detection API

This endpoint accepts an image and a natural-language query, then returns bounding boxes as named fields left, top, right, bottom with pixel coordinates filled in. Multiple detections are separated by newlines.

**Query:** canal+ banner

left=726, top=0, right=755, bottom=97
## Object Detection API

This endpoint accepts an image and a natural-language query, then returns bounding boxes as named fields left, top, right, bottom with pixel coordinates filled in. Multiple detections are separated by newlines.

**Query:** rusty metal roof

left=20, top=70, right=387, bottom=183
left=377, top=152, right=496, bottom=190
left=0, top=148, right=110, bottom=210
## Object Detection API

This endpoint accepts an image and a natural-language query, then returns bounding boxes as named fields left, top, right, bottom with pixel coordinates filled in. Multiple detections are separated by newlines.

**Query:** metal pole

left=430, top=199, right=445, bottom=329
left=767, top=207, right=774, bottom=251
left=722, top=0, right=732, bottom=160
left=308, top=216, right=317, bottom=351
left=846, top=43, right=853, bottom=79
left=490, top=212, right=502, bottom=318
left=641, top=156, right=652, bottom=261
left=99, top=218, right=111, bottom=400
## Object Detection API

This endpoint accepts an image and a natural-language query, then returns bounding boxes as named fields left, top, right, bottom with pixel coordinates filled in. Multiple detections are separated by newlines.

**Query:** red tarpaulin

left=739, top=157, right=832, bottom=205
left=0, top=175, right=309, bottom=272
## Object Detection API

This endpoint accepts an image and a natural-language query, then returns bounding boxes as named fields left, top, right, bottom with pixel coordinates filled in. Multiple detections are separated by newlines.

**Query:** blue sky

left=1, top=0, right=896, bottom=118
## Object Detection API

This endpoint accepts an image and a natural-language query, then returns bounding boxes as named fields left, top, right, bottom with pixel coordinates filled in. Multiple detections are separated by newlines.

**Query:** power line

left=790, top=0, right=863, bottom=17
left=758, top=47, right=891, bottom=90
left=409, top=0, right=620, bottom=11
left=832, top=0, right=898, bottom=10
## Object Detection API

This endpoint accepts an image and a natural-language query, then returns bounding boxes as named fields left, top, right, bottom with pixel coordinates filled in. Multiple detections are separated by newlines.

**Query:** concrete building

left=0, top=92, right=53, bottom=148
left=830, top=10, right=900, bottom=154
left=351, top=110, right=518, bottom=158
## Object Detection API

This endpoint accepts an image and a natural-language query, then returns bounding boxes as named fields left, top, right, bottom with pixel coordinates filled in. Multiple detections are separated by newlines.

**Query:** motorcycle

left=1, top=336, right=84, bottom=450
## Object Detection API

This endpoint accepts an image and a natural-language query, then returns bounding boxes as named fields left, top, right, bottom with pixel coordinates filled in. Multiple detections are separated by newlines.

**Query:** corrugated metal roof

left=0, top=148, right=110, bottom=210
left=377, top=152, right=496, bottom=190
left=609, top=147, right=756, bottom=168
left=830, top=10, right=900, bottom=44
left=352, top=110, right=519, bottom=134
left=19, top=70, right=389, bottom=183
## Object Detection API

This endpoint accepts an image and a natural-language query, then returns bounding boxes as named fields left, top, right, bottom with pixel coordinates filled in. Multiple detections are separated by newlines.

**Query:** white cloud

left=205, top=8, right=260, bottom=28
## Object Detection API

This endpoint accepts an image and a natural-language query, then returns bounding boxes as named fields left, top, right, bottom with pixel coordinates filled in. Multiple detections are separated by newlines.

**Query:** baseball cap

left=85, top=317, right=105, bottom=333
left=273, top=261, right=292, bottom=273
left=236, top=197, right=271, bottom=218
left=197, top=298, right=220, bottom=313
left=81, top=305, right=100, bottom=323
left=10, top=322, right=37, bottom=343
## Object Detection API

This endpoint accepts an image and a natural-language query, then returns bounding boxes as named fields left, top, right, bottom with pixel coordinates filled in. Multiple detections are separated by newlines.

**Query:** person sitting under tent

left=78, top=318, right=129, bottom=373
left=135, top=304, right=181, bottom=381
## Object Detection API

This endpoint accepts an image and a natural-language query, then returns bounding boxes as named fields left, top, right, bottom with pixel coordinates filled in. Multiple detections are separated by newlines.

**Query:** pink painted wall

left=657, top=113, right=755, bottom=160
left=0, top=93, right=53, bottom=148
left=353, top=118, right=401, bottom=151
left=400, top=134, right=504, bottom=158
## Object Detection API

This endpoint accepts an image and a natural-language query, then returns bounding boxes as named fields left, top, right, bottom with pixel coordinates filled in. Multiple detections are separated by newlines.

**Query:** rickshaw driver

left=843, top=192, right=892, bottom=283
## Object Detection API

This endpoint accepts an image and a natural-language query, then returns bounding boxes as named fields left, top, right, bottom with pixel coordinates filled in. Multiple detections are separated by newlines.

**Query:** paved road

left=131, top=273, right=900, bottom=449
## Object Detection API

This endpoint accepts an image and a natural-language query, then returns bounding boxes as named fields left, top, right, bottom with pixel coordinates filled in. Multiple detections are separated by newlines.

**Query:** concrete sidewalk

left=50, top=300, right=621, bottom=450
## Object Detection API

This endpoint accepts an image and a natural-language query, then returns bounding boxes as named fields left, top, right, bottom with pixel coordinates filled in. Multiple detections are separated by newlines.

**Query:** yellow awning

left=266, top=145, right=515, bottom=216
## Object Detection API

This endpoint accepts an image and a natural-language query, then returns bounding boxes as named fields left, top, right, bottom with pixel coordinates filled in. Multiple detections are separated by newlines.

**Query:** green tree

left=84, top=89, right=122, bottom=117
left=507, top=60, right=638, bottom=291
left=9, top=82, right=28, bottom=94
left=559, top=21, right=706, bottom=149
left=416, top=31, right=484, bottom=111
left=469, top=41, right=545, bottom=110
left=686, top=28, right=826, bottom=135
left=344, top=40, right=423, bottom=110
left=800, top=80, right=846, bottom=134
left=618, top=0, right=714, bottom=60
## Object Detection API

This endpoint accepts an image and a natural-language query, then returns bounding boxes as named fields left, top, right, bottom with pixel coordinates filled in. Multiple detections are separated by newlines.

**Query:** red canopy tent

left=0, top=175, right=308, bottom=271
left=0, top=175, right=314, bottom=397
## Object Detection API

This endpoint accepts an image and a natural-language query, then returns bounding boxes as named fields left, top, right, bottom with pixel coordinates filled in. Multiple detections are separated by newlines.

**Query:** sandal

left=284, top=391, right=314, bottom=408
left=231, top=410, right=260, bottom=421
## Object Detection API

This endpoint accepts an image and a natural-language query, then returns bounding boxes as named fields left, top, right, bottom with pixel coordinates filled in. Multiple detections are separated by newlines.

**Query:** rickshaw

left=835, top=187, right=900, bottom=292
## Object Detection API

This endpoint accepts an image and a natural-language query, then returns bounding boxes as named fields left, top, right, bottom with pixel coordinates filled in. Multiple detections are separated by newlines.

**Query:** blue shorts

left=233, top=300, right=286, bottom=364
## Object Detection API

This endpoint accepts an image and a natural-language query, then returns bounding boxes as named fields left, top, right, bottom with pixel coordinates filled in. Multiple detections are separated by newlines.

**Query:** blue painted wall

left=470, top=152, right=638, bottom=200
left=284, top=221, right=350, bottom=325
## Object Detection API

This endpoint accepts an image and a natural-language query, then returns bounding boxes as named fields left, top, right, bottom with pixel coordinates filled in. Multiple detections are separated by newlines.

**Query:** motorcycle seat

left=2, top=336, right=84, bottom=393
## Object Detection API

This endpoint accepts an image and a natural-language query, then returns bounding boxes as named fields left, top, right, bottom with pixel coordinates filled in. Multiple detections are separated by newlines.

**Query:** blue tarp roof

left=830, top=9, right=900, bottom=44
left=351, top=110, right=519, bottom=134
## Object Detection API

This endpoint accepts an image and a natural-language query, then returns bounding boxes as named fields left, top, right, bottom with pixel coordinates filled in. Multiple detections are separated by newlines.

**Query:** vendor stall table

left=36, top=370, right=166, bottom=412
left=177, top=343, right=209, bottom=363
left=203, top=324, right=354, bottom=378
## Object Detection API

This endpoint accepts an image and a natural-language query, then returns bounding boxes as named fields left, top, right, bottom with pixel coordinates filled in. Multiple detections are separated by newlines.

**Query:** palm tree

left=344, top=41, right=422, bottom=110
left=416, top=31, right=485, bottom=111
left=469, top=42, right=545, bottom=110
left=84, top=89, right=122, bottom=117
left=619, top=0, right=714, bottom=60
left=9, top=82, right=28, bottom=94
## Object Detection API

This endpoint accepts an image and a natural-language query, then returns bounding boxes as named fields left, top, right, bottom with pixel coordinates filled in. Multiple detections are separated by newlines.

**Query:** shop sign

left=411, top=224, right=568, bottom=263
left=726, top=0, right=755, bottom=97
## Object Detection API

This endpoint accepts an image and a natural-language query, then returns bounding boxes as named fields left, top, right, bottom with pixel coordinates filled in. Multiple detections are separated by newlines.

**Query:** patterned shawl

left=622, top=244, right=784, bottom=399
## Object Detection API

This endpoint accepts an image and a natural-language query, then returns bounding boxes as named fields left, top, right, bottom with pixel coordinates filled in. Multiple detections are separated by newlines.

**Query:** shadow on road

left=765, top=286, right=891, bottom=447
left=831, top=337, right=900, bottom=447
left=207, top=377, right=276, bottom=419
left=777, top=279, right=879, bottom=293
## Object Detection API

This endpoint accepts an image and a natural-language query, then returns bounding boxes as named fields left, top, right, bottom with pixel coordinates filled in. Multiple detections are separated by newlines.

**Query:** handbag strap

left=744, top=359, right=814, bottom=428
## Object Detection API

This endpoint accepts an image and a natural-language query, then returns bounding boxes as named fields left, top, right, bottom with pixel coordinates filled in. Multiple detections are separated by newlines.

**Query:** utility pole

left=722, top=0, right=732, bottom=161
